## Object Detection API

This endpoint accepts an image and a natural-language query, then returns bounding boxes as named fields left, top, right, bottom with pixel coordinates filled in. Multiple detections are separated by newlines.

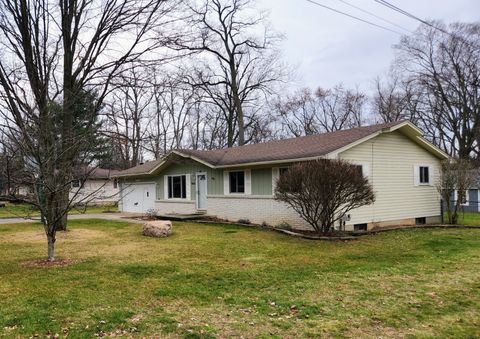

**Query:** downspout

left=370, top=136, right=378, bottom=224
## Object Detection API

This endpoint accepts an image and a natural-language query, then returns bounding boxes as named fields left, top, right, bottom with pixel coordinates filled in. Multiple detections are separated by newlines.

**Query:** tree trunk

left=229, top=63, right=245, bottom=146
left=57, top=191, right=69, bottom=231
left=47, top=234, right=56, bottom=261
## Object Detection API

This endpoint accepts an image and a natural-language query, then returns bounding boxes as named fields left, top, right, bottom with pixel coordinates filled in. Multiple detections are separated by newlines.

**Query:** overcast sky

left=258, top=0, right=480, bottom=93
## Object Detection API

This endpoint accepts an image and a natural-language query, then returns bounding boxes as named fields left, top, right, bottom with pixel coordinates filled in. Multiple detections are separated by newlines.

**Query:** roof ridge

left=189, top=120, right=407, bottom=154
left=116, top=120, right=421, bottom=176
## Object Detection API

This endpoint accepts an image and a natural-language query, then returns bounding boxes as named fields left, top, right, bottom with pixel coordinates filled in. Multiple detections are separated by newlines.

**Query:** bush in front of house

left=274, top=159, right=375, bottom=234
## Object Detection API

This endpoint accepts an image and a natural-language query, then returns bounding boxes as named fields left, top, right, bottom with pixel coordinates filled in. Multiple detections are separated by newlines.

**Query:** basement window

left=168, top=175, right=187, bottom=199
left=353, top=223, right=368, bottom=231
left=415, top=217, right=426, bottom=225
left=71, top=180, right=80, bottom=188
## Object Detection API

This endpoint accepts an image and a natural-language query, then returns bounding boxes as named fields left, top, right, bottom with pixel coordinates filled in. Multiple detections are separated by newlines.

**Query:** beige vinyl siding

left=339, top=130, right=442, bottom=225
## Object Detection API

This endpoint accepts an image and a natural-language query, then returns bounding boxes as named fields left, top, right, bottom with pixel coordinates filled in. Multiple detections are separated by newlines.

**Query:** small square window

left=71, top=180, right=80, bottom=188
left=419, top=166, right=430, bottom=184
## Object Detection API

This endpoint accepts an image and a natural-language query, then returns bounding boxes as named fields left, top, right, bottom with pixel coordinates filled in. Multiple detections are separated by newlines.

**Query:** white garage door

left=122, top=183, right=156, bottom=213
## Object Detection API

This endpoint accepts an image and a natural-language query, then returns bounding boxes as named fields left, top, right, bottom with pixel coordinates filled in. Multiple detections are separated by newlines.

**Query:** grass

left=453, top=211, right=480, bottom=226
left=0, top=202, right=118, bottom=218
left=0, top=220, right=479, bottom=338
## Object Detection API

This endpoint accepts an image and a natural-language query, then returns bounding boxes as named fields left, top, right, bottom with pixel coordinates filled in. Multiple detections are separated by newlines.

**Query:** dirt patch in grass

left=21, top=258, right=82, bottom=268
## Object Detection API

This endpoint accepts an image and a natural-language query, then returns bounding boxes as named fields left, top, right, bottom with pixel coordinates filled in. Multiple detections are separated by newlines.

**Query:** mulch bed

left=196, top=218, right=480, bottom=240
left=273, top=228, right=357, bottom=240
left=273, top=224, right=480, bottom=240
left=22, top=258, right=81, bottom=268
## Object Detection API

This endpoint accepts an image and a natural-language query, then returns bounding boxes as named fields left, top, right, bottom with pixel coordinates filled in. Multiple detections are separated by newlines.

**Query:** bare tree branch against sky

left=259, top=0, right=479, bottom=91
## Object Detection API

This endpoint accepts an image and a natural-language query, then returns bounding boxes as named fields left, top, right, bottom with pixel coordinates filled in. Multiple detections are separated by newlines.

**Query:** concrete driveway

left=0, top=213, right=145, bottom=224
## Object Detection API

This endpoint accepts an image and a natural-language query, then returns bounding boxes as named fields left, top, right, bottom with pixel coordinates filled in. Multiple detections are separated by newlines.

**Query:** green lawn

left=0, top=202, right=118, bottom=218
left=0, top=220, right=479, bottom=338
left=454, top=212, right=480, bottom=226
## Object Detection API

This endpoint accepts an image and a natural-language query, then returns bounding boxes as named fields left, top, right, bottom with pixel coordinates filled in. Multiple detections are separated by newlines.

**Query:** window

left=354, top=223, right=368, bottom=231
left=415, top=217, right=426, bottom=225
left=279, top=167, right=289, bottom=178
left=71, top=180, right=80, bottom=188
left=113, top=179, right=118, bottom=189
left=354, top=165, right=363, bottom=177
left=167, top=175, right=187, bottom=199
left=229, top=171, right=245, bottom=193
left=419, top=166, right=430, bottom=184
left=455, top=190, right=469, bottom=206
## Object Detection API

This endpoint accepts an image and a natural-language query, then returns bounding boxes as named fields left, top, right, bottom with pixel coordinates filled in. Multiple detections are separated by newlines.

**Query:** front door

left=196, top=173, right=207, bottom=210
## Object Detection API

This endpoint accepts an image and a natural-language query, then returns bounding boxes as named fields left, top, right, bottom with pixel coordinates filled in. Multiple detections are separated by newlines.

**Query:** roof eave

left=215, top=155, right=328, bottom=168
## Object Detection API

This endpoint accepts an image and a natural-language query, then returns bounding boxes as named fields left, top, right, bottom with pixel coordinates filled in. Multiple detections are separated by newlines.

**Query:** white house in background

left=113, top=121, right=449, bottom=231
left=70, top=167, right=120, bottom=205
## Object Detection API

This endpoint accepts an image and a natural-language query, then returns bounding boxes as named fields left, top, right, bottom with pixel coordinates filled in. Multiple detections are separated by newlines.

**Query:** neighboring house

left=114, top=121, right=449, bottom=231
left=70, top=167, right=120, bottom=205
left=451, top=189, right=479, bottom=212
left=447, top=170, right=480, bottom=213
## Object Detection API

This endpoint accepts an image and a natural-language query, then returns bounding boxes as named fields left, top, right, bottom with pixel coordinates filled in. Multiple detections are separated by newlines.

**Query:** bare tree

left=0, top=132, right=27, bottom=197
left=106, top=66, right=153, bottom=168
left=274, top=159, right=375, bottom=234
left=274, top=85, right=366, bottom=138
left=0, top=0, right=178, bottom=261
left=437, top=159, right=475, bottom=224
left=175, top=0, right=284, bottom=146
left=392, top=21, right=480, bottom=160
left=372, top=74, right=420, bottom=124
left=315, top=85, right=365, bottom=132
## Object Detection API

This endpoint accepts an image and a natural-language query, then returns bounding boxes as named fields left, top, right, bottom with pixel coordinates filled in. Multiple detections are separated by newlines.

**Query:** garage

left=121, top=183, right=156, bottom=213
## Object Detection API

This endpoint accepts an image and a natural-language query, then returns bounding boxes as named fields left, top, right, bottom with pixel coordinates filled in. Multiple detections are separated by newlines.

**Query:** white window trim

left=348, top=162, right=370, bottom=179
left=414, top=164, right=433, bottom=186
left=272, top=167, right=279, bottom=195
left=164, top=174, right=191, bottom=200
left=454, top=190, right=469, bottom=206
left=223, top=170, right=251, bottom=195
left=272, top=166, right=291, bottom=194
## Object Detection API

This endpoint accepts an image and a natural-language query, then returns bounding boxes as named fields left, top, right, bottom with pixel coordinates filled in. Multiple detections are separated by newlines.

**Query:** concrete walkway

left=0, top=213, right=145, bottom=224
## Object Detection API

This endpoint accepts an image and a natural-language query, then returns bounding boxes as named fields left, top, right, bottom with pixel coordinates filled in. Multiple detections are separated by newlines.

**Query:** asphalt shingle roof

left=115, top=121, right=407, bottom=176
left=178, top=121, right=404, bottom=166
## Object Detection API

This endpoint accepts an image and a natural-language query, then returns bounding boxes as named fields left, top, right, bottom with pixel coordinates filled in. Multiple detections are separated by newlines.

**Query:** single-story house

left=114, top=121, right=449, bottom=231
left=446, top=169, right=480, bottom=213
left=70, top=167, right=120, bottom=205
